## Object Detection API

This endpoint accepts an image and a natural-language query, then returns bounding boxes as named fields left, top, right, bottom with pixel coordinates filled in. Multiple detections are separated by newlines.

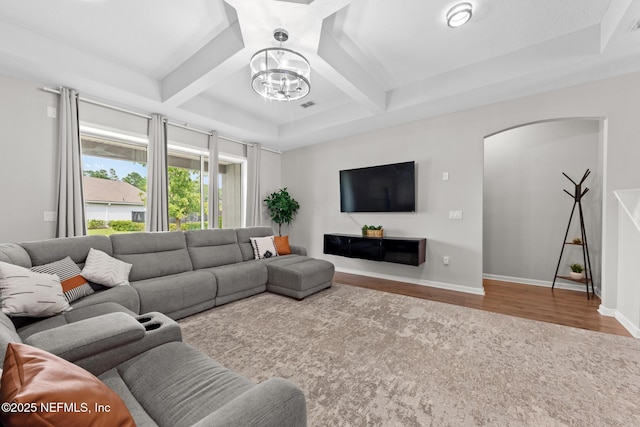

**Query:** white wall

left=0, top=74, right=281, bottom=243
left=614, top=190, right=640, bottom=337
left=283, top=114, right=485, bottom=294
left=282, top=71, right=640, bottom=308
left=483, top=120, right=602, bottom=292
left=0, top=76, right=58, bottom=242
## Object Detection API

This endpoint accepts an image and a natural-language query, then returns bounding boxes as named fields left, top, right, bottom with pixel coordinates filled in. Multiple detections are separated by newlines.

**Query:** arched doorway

left=483, top=119, right=604, bottom=295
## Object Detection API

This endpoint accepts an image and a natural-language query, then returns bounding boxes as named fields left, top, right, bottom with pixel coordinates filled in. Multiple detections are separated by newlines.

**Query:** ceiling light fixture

left=250, top=29, right=311, bottom=101
left=446, top=2, right=473, bottom=28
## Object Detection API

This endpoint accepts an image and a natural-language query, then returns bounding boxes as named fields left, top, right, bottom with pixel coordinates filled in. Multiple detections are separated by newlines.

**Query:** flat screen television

left=340, top=161, right=416, bottom=212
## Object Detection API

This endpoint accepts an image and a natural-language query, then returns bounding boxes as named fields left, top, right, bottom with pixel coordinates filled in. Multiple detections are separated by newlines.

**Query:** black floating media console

left=324, top=233, right=426, bottom=266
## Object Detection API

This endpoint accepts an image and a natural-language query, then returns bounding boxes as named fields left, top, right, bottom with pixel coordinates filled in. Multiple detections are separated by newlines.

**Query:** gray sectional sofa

left=0, top=226, right=334, bottom=426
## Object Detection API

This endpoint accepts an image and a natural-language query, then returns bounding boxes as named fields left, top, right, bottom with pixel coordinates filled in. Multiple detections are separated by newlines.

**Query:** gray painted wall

left=483, top=120, right=602, bottom=291
left=282, top=71, right=640, bottom=311
left=0, top=76, right=58, bottom=242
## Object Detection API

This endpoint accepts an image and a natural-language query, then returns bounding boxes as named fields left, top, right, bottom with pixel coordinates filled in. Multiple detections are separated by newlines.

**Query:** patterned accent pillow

left=81, top=248, right=132, bottom=287
left=30, top=256, right=94, bottom=303
left=250, top=236, right=279, bottom=259
left=0, top=261, right=71, bottom=317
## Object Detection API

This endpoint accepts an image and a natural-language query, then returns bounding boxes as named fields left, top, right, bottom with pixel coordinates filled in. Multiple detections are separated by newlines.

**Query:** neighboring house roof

left=84, top=176, right=145, bottom=205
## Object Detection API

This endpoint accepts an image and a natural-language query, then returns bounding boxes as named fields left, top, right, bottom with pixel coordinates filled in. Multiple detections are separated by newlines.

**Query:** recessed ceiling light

left=446, top=2, right=473, bottom=28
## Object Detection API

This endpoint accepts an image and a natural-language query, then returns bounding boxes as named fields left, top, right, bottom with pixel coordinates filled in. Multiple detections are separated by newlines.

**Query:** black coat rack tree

left=552, top=169, right=595, bottom=299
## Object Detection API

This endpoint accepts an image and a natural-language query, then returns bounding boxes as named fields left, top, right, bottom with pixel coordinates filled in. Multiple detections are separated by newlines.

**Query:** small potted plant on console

left=362, top=225, right=383, bottom=238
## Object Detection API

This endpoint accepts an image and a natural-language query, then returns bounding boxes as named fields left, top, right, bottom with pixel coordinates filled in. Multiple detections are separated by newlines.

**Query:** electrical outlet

left=47, top=107, right=57, bottom=118
left=443, top=256, right=450, bottom=265
left=442, top=172, right=449, bottom=181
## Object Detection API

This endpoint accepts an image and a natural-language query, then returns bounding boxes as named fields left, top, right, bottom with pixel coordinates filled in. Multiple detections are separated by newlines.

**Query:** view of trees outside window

left=168, top=151, right=207, bottom=230
left=82, top=136, right=147, bottom=235
left=82, top=135, right=244, bottom=234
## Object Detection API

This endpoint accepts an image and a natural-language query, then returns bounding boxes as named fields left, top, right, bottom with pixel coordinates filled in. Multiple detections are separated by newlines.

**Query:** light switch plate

left=43, top=211, right=56, bottom=222
left=448, top=210, right=463, bottom=219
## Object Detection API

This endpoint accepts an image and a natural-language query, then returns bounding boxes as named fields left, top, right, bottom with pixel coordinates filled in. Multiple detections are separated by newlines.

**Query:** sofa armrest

left=24, top=312, right=145, bottom=362
left=289, top=245, right=307, bottom=256
left=191, top=378, right=307, bottom=427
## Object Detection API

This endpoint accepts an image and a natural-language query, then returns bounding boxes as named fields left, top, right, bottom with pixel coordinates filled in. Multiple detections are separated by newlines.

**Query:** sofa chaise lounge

left=0, top=226, right=334, bottom=426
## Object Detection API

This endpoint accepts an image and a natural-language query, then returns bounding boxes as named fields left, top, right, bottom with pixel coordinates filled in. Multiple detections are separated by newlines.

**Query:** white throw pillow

left=0, top=261, right=71, bottom=317
left=81, top=248, right=132, bottom=287
left=250, top=236, right=279, bottom=259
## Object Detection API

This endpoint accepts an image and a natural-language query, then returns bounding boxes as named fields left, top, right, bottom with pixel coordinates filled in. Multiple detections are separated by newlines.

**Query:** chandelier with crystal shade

left=250, top=29, right=311, bottom=101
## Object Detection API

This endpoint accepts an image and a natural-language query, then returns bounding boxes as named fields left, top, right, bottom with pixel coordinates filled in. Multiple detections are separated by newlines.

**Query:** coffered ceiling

left=0, top=0, right=639, bottom=151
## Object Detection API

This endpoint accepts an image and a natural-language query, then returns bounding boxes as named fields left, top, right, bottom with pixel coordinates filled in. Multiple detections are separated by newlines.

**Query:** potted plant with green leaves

left=569, top=263, right=585, bottom=280
left=264, top=188, right=300, bottom=236
left=362, top=225, right=384, bottom=238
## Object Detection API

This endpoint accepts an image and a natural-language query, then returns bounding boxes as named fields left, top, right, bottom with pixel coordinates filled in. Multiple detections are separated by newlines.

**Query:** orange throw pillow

left=274, top=235, right=292, bottom=255
left=0, top=343, right=135, bottom=427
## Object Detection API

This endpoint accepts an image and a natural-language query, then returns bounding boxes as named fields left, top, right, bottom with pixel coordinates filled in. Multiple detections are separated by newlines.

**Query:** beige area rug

left=179, top=284, right=640, bottom=426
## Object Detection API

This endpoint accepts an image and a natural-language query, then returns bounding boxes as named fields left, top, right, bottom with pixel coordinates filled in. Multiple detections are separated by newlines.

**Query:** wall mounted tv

left=340, top=161, right=416, bottom=213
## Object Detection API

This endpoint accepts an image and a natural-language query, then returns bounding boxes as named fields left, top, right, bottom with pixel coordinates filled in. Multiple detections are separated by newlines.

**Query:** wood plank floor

left=334, top=272, right=632, bottom=337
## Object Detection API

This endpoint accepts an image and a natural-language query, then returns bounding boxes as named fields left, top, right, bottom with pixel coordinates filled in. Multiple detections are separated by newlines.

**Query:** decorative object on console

left=361, top=225, right=384, bottom=238
left=0, top=261, right=70, bottom=317
left=250, top=236, right=279, bottom=259
left=0, top=343, right=135, bottom=427
left=571, top=237, right=582, bottom=244
left=250, top=29, right=311, bottom=101
left=81, top=248, right=132, bottom=287
left=30, top=256, right=94, bottom=303
left=264, top=187, right=300, bottom=236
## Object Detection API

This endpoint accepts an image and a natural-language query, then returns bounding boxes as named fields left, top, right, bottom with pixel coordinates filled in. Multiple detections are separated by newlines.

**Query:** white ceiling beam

left=160, top=2, right=245, bottom=107
left=278, top=101, right=370, bottom=142
left=316, top=13, right=386, bottom=114
left=179, top=93, right=279, bottom=141
left=599, top=0, right=633, bottom=52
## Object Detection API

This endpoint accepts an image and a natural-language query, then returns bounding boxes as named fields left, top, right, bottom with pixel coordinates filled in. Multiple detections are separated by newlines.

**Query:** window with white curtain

left=80, top=125, right=246, bottom=232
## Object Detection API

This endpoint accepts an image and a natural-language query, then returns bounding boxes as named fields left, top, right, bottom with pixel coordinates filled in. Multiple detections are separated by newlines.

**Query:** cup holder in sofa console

left=144, top=323, right=162, bottom=331
left=137, top=316, right=153, bottom=323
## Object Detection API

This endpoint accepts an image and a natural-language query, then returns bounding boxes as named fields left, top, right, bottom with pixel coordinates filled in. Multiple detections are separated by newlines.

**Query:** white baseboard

left=614, top=311, right=640, bottom=338
left=598, top=305, right=640, bottom=338
left=335, top=267, right=485, bottom=296
left=482, top=273, right=588, bottom=293
left=598, top=305, right=616, bottom=317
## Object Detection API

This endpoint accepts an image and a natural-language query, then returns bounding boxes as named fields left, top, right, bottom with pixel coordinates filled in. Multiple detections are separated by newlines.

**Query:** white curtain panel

left=207, top=131, right=219, bottom=228
left=145, top=114, right=169, bottom=231
left=56, top=87, right=86, bottom=237
left=246, top=143, right=262, bottom=226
